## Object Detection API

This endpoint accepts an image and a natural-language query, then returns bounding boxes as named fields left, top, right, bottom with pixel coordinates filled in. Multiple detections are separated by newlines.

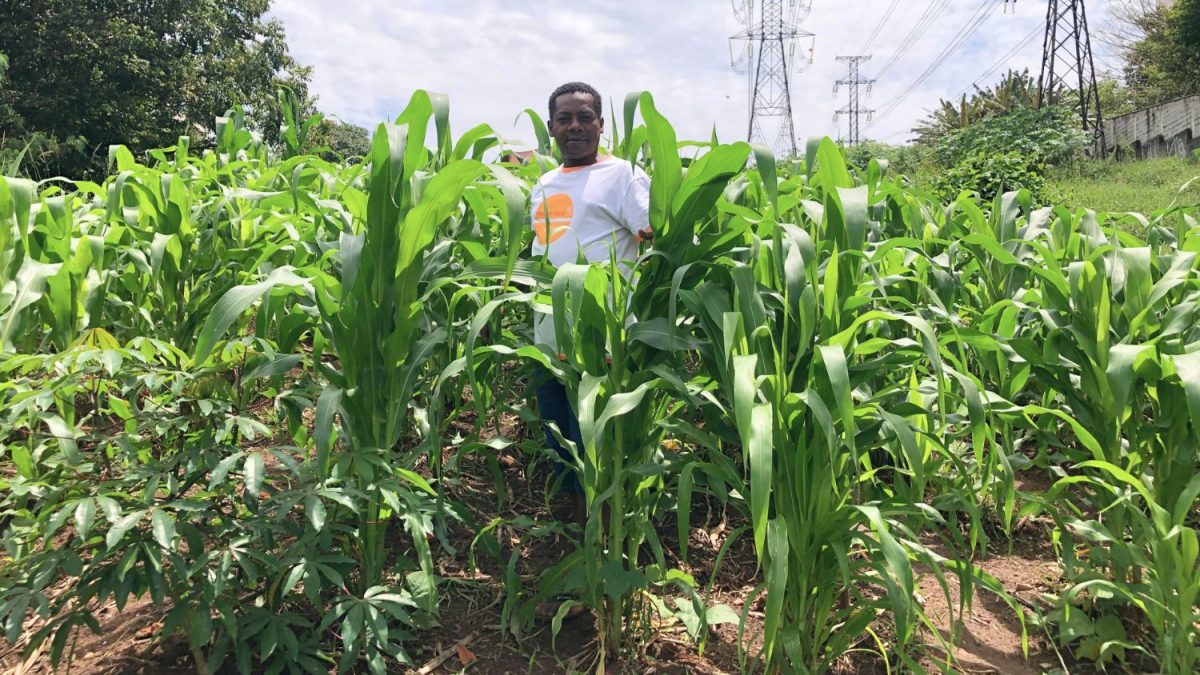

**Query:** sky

left=270, top=0, right=1121, bottom=151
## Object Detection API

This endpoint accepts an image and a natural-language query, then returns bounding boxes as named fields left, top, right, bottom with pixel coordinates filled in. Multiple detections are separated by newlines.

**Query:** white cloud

left=271, top=0, right=1121, bottom=149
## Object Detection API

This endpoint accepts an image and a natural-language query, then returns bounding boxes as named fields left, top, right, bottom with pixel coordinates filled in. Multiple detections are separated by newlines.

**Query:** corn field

left=1, top=91, right=1198, bottom=674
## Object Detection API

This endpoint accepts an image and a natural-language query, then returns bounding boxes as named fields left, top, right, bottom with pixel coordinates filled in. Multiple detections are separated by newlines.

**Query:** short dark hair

left=548, top=82, right=602, bottom=119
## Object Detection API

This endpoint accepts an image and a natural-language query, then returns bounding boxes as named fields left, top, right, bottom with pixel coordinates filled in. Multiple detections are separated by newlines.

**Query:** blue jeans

left=534, top=372, right=583, bottom=495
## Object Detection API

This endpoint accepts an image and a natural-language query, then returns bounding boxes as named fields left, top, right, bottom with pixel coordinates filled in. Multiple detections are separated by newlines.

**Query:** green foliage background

left=1119, top=0, right=1200, bottom=108
left=1, top=91, right=1197, bottom=674
left=930, top=105, right=1091, bottom=201
left=0, top=0, right=335, bottom=179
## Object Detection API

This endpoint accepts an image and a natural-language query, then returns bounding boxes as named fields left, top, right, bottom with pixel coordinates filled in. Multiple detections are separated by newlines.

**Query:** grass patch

left=1046, top=156, right=1200, bottom=215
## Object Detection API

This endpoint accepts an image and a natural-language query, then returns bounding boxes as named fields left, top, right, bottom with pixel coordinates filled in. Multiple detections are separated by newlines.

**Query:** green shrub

left=844, top=140, right=931, bottom=177
left=0, top=131, right=90, bottom=180
left=929, top=105, right=1089, bottom=201
left=933, top=150, right=1047, bottom=201
left=937, top=105, right=1090, bottom=168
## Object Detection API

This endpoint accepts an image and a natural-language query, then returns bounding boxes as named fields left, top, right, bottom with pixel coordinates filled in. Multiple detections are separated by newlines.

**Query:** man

left=529, top=81, right=652, bottom=521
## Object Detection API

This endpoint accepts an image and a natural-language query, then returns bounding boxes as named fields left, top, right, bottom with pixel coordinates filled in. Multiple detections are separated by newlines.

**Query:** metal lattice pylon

left=834, top=55, right=874, bottom=146
left=730, top=1, right=815, bottom=157
left=1037, top=0, right=1104, bottom=147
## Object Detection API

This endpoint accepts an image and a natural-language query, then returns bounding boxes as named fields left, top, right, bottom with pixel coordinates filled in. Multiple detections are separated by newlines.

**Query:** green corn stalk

left=464, top=92, right=753, bottom=665
left=537, top=265, right=719, bottom=666
left=3, top=83, right=1199, bottom=675
left=278, top=86, right=323, bottom=159
left=679, top=140, right=1009, bottom=673
left=996, top=203, right=1200, bottom=672
left=190, top=90, right=502, bottom=671
left=300, top=91, right=470, bottom=593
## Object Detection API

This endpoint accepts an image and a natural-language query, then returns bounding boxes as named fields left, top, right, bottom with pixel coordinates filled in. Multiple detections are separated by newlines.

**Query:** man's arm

left=621, top=166, right=653, bottom=242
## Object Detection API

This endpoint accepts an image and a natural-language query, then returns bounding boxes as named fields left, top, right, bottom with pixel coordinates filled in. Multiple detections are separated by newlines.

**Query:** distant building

left=500, top=149, right=534, bottom=164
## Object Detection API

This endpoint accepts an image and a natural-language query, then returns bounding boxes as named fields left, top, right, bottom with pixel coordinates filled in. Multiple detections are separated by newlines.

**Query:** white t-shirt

left=529, top=155, right=651, bottom=349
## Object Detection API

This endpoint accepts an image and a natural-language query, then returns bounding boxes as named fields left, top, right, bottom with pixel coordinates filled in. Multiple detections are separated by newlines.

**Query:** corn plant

left=997, top=205, right=1200, bottom=671
left=3, top=86, right=1199, bottom=675
left=444, top=93, right=753, bottom=665
left=189, top=90, right=535, bottom=671
left=673, top=141, right=969, bottom=672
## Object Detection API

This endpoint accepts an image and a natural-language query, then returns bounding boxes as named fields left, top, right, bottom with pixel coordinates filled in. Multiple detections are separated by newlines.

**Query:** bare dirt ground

left=916, top=531, right=1063, bottom=675
left=0, top=595, right=193, bottom=675
left=1, top=411, right=1066, bottom=674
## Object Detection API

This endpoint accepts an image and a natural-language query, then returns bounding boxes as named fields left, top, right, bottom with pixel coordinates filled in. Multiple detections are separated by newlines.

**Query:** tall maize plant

left=1, top=86, right=1199, bottom=674
left=190, top=91, right=531, bottom=670
left=450, top=92, right=755, bottom=665
left=991, top=205, right=1200, bottom=672
left=672, top=140, right=986, bottom=672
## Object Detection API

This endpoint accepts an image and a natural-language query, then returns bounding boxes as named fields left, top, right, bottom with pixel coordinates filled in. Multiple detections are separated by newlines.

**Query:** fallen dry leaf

left=456, top=642, right=477, bottom=666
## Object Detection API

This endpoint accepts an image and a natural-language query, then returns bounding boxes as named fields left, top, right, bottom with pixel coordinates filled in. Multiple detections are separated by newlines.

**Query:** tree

left=306, top=119, right=372, bottom=162
left=0, top=54, right=18, bottom=130
left=0, top=0, right=312, bottom=177
left=1102, top=0, right=1199, bottom=108
left=913, top=70, right=1039, bottom=144
left=1098, top=0, right=1160, bottom=59
left=1177, top=0, right=1200, bottom=75
left=1096, top=78, right=1136, bottom=119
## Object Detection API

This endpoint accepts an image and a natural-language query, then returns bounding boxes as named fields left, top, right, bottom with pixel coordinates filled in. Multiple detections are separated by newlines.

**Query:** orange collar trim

left=560, top=155, right=610, bottom=173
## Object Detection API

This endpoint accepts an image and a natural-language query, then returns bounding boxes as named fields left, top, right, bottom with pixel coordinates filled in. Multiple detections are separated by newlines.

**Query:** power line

left=873, top=0, right=1002, bottom=124
left=878, top=127, right=915, bottom=142
left=873, top=1, right=949, bottom=81
left=954, top=24, right=1042, bottom=99
left=872, top=0, right=952, bottom=80
left=858, top=0, right=903, bottom=55
left=876, top=1, right=996, bottom=121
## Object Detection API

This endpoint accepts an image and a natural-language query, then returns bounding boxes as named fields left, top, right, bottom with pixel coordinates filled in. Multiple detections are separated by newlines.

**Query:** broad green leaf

left=74, top=499, right=96, bottom=540
left=1173, top=351, right=1200, bottom=442
left=762, top=519, right=789, bottom=664
left=1, top=259, right=63, bottom=350
left=748, top=403, right=773, bottom=557
left=106, top=511, right=144, bottom=551
left=305, top=495, right=327, bottom=531
left=150, top=509, right=176, bottom=551
left=639, top=92, right=682, bottom=234
left=244, top=452, right=265, bottom=500
left=192, top=266, right=310, bottom=364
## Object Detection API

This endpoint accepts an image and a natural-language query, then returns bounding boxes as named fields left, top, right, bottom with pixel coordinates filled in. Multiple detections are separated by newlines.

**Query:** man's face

left=548, top=92, right=603, bottom=164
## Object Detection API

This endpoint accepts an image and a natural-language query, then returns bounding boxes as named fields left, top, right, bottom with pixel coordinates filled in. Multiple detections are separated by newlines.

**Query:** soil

left=1, top=409, right=1069, bottom=675
left=0, top=596, right=193, bottom=675
left=916, top=530, right=1062, bottom=675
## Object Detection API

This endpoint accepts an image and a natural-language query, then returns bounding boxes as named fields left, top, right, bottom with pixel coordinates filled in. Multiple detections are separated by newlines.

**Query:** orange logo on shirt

left=534, top=193, right=573, bottom=245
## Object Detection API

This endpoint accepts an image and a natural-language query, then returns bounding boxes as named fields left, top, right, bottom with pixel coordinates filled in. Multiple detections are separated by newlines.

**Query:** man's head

left=547, top=82, right=604, bottom=166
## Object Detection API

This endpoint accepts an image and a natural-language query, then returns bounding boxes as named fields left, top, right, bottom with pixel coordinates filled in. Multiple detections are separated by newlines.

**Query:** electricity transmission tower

left=834, top=56, right=874, bottom=146
left=1037, top=0, right=1104, bottom=148
left=730, top=0, right=815, bottom=156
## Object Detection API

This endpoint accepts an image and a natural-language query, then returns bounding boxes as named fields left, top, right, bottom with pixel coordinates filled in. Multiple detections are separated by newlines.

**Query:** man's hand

left=636, top=227, right=654, bottom=242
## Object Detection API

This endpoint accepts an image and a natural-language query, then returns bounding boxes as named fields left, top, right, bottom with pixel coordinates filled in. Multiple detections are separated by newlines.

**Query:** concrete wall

left=1102, top=95, right=1200, bottom=160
